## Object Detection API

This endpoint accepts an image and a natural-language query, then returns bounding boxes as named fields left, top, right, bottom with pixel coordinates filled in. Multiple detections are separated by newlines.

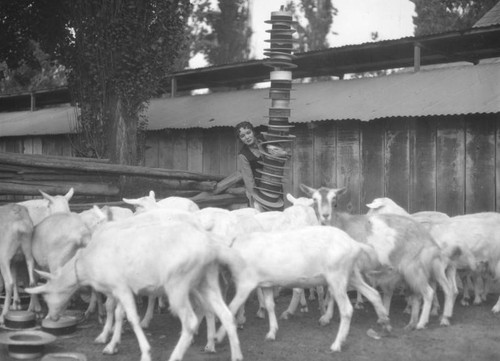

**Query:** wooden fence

left=1, top=113, right=499, bottom=214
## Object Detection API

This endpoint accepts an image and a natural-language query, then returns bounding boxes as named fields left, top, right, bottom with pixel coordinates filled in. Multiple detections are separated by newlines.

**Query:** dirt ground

left=1, top=290, right=500, bottom=361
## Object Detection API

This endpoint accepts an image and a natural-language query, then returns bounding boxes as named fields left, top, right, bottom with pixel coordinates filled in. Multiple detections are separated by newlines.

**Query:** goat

left=300, top=184, right=457, bottom=329
left=18, top=188, right=74, bottom=225
left=365, top=197, right=486, bottom=310
left=215, top=225, right=391, bottom=352
left=30, top=206, right=110, bottom=320
left=26, top=220, right=243, bottom=361
left=11, top=188, right=75, bottom=312
left=0, top=203, right=34, bottom=324
left=123, top=190, right=199, bottom=214
left=424, top=212, right=500, bottom=314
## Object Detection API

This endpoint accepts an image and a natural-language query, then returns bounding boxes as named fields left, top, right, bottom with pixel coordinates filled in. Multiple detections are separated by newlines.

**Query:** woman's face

left=238, top=127, right=255, bottom=146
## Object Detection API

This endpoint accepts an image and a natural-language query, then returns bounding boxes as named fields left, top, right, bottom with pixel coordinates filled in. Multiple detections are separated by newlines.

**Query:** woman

left=235, top=121, right=264, bottom=207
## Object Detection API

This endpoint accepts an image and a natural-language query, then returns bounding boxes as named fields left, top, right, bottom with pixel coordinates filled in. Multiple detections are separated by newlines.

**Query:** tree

left=192, top=0, right=252, bottom=66
left=286, top=0, right=338, bottom=52
left=411, top=0, right=498, bottom=36
left=0, top=0, right=191, bottom=165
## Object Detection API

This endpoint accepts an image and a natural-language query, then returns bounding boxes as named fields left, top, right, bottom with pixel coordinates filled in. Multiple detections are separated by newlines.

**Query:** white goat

left=0, top=204, right=34, bottom=324
left=274, top=194, right=326, bottom=320
left=26, top=220, right=243, bottom=361
left=215, top=225, right=391, bottom=352
left=13, top=188, right=74, bottom=313
left=18, top=188, right=74, bottom=225
left=31, top=206, right=109, bottom=320
left=426, top=212, right=500, bottom=314
left=365, top=197, right=450, bottom=230
left=301, top=184, right=457, bottom=329
left=122, top=192, right=202, bottom=328
left=123, top=190, right=199, bottom=214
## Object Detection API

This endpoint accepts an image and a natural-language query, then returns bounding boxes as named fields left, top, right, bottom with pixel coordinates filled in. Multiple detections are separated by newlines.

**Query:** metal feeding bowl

left=0, top=330, right=57, bottom=359
left=0, top=293, right=31, bottom=310
left=4, top=310, right=37, bottom=330
left=41, top=314, right=79, bottom=336
left=41, top=352, right=87, bottom=361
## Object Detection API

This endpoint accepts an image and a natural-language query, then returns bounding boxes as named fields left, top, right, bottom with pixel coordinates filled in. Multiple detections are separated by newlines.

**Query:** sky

left=249, top=0, right=416, bottom=58
left=190, top=0, right=416, bottom=67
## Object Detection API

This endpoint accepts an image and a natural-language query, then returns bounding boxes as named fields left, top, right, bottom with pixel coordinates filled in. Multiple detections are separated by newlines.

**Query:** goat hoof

left=256, top=309, right=265, bottom=319
left=318, top=315, right=330, bottom=326
left=440, top=318, right=450, bottom=327
left=280, top=311, right=291, bottom=320
left=300, top=306, right=308, bottom=313
left=94, top=335, right=108, bottom=344
left=264, top=333, right=276, bottom=341
left=102, top=344, right=118, bottom=354
left=203, top=345, right=216, bottom=353
left=404, top=323, right=416, bottom=331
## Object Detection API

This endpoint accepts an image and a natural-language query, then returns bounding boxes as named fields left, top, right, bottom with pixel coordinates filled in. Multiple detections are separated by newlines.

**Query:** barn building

left=1, top=17, right=500, bottom=213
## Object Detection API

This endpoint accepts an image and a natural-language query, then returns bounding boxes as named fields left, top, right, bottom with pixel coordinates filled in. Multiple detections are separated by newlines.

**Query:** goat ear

left=92, top=205, right=108, bottom=221
left=366, top=198, right=382, bottom=209
left=24, top=284, right=49, bottom=295
left=299, top=184, right=315, bottom=196
left=286, top=193, right=297, bottom=204
left=148, top=190, right=156, bottom=200
left=39, top=189, right=52, bottom=201
left=337, top=187, right=347, bottom=196
left=65, top=187, right=75, bottom=201
left=35, top=269, right=54, bottom=280
left=122, top=198, right=139, bottom=205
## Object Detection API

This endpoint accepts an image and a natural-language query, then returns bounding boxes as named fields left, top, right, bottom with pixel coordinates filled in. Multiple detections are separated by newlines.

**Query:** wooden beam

left=0, top=152, right=224, bottom=182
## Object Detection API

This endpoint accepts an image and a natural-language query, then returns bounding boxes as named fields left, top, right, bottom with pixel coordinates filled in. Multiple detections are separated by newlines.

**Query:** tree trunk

left=107, top=95, right=138, bottom=165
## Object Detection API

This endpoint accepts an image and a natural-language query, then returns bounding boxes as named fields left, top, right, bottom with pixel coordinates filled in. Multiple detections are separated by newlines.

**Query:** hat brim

left=263, top=62, right=298, bottom=69
left=256, top=177, right=285, bottom=186
left=257, top=160, right=289, bottom=169
left=266, top=29, right=296, bottom=34
left=253, top=190, right=285, bottom=208
left=0, top=330, right=57, bottom=345
left=41, top=352, right=88, bottom=361
left=261, top=132, right=296, bottom=140
left=256, top=168, right=286, bottom=180
left=264, top=19, right=298, bottom=24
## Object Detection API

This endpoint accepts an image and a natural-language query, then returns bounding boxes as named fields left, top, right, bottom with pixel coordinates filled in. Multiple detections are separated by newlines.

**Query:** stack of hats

left=253, top=8, right=297, bottom=211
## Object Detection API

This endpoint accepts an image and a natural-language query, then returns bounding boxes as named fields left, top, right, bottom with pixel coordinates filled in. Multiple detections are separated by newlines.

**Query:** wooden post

left=170, top=77, right=177, bottom=98
left=30, top=93, right=35, bottom=111
left=414, top=43, right=421, bottom=72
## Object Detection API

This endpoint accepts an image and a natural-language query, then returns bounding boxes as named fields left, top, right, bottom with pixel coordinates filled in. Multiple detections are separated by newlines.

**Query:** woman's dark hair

left=234, top=121, right=255, bottom=138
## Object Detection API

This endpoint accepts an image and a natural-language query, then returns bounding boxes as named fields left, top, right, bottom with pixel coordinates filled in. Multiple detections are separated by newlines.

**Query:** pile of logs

left=0, top=152, right=247, bottom=211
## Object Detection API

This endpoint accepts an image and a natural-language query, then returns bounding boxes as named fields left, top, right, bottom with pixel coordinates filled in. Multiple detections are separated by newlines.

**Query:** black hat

left=253, top=188, right=285, bottom=208
left=268, top=108, right=291, bottom=117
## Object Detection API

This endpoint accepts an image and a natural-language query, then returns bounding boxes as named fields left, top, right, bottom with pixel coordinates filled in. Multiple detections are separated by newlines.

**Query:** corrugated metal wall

left=2, top=113, right=499, bottom=215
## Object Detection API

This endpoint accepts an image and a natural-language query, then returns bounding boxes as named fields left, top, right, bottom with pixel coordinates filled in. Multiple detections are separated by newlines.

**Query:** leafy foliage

left=286, top=0, right=337, bottom=52
left=191, top=0, right=251, bottom=66
left=0, top=0, right=192, bottom=164
left=410, top=0, right=498, bottom=36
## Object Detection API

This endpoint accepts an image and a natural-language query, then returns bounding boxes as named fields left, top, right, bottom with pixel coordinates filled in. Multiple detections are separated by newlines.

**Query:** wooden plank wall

left=1, top=113, right=499, bottom=215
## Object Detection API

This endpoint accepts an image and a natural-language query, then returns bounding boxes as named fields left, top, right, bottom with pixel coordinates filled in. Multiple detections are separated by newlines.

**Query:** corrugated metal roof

left=0, top=105, right=78, bottom=136
left=1, top=62, right=499, bottom=136
left=474, top=2, right=500, bottom=28
left=146, top=62, right=500, bottom=129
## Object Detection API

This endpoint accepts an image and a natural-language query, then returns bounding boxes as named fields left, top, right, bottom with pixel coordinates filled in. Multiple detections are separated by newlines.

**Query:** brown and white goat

left=300, top=184, right=457, bottom=329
